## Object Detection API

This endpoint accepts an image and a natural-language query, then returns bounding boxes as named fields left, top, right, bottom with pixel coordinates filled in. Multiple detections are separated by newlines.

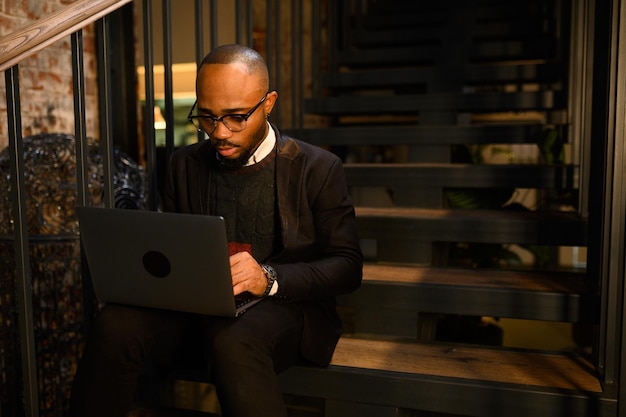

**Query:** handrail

left=0, top=0, right=133, bottom=73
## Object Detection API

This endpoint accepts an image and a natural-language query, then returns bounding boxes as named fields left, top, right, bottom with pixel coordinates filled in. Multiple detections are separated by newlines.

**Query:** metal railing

left=0, top=1, right=338, bottom=415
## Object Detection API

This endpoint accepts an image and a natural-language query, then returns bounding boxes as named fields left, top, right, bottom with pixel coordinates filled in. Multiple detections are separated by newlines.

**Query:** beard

left=216, top=147, right=253, bottom=168
left=212, top=122, right=267, bottom=169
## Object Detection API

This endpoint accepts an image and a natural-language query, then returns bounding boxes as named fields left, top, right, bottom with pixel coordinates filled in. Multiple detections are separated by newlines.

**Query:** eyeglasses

left=187, top=93, right=268, bottom=134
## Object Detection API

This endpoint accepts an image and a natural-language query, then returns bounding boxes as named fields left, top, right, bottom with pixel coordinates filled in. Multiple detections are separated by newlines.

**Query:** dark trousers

left=69, top=299, right=304, bottom=417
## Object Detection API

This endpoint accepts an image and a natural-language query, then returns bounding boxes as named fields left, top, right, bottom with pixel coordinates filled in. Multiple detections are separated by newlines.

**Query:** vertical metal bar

left=195, top=0, right=205, bottom=64
left=235, top=0, right=243, bottom=44
left=210, top=0, right=218, bottom=50
left=247, top=0, right=254, bottom=48
left=72, top=30, right=89, bottom=208
left=585, top=3, right=611, bottom=392
left=95, top=18, right=115, bottom=210
left=290, top=0, right=296, bottom=129
left=194, top=0, right=205, bottom=143
left=297, top=0, right=303, bottom=130
left=611, top=1, right=626, bottom=413
left=162, top=0, right=175, bottom=160
left=341, top=0, right=351, bottom=50
left=143, top=0, right=158, bottom=210
left=274, top=0, right=281, bottom=127
left=328, top=0, right=338, bottom=71
left=264, top=0, right=281, bottom=126
left=5, top=65, right=39, bottom=417
left=595, top=0, right=615, bottom=385
left=291, top=0, right=303, bottom=131
left=72, top=29, right=96, bottom=333
left=568, top=0, right=594, bottom=219
left=266, top=0, right=274, bottom=84
left=312, top=0, right=322, bottom=97
left=588, top=0, right=626, bottom=396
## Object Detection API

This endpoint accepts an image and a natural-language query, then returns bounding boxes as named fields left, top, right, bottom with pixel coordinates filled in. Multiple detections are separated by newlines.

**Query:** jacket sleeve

left=269, top=148, right=363, bottom=302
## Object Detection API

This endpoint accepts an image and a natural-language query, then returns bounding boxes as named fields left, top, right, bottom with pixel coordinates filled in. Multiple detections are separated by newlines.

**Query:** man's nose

left=211, top=120, right=233, bottom=139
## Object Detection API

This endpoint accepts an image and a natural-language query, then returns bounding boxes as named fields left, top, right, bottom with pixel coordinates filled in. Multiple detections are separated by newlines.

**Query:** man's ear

left=264, top=90, right=279, bottom=116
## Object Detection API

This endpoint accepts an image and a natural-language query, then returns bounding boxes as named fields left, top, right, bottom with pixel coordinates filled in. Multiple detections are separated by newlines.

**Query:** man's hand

left=230, top=251, right=267, bottom=296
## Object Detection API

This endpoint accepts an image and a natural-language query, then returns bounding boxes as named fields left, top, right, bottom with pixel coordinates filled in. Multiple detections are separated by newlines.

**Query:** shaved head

left=199, top=44, right=269, bottom=91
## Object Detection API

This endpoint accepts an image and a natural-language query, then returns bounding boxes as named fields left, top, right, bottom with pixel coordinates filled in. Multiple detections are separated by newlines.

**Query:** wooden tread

left=336, top=46, right=438, bottom=67
left=336, top=41, right=557, bottom=67
left=305, top=91, right=563, bottom=115
left=355, top=206, right=588, bottom=246
left=330, top=337, right=600, bottom=392
left=361, top=5, right=556, bottom=30
left=363, top=263, right=588, bottom=293
left=339, top=263, right=597, bottom=323
left=287, top=124, right=545, bottom=146
left=279, top=337, right=615, bottom=417
left=322, top=64, right=562, bottom=89
left=345, top=163, right=577, bottom=189
left=365, top=2, right=556, bottom=17
left=352, top=20, right=554, bottom=48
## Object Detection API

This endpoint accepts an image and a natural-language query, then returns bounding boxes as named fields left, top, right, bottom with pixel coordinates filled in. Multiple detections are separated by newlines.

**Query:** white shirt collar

left=244, top=122, right=276, bottom=166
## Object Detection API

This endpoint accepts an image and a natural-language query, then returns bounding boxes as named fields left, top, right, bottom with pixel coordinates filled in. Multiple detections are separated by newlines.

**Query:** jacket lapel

left=275, top=129, right=303, bottom=250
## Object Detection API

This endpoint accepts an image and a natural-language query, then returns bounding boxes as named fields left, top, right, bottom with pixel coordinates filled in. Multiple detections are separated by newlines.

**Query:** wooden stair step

left=279, top=337, right=615, bottom=417
left=365, top=1, right=448, bottom=16
left=351, top=27, right=443, bottom=48
left=337, top=46, right=438, bottom=67
left=365, top=0, right=556, bottom=17
left=473, top=3, right=557, bottom=20
left=322, top=64, right=563, bottom=89
left=363, top=263, right=588, bottom=292
left=337, top=40, right=557, bottom=67
left=289, top=124, right=545, bottom=146
left=471, top=39, right=558, bottom=62
left=338, top=263, right=596, bottom=322
left=358, top=11, right=446, bottom=30
left=360, top=4, right=555, bottom=30
left=355, top=206, right=587, bottom=246
left=305, top=91, right=563, bottom=115
left=344, top=163, right=578, bottom=190
left=470, top=19, right=556, bottom=40
left=352, top=20, right=554, bottom=48
left=130, top=405, right=218, bottom=417
left=332, top=337, right=599, bottom=391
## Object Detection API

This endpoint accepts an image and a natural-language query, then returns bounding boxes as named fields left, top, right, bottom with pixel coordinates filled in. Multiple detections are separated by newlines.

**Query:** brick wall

left=0, top=0, right=99, bottom=149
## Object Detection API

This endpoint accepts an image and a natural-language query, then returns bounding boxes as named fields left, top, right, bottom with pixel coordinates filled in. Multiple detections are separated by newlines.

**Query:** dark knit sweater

left=209, top=149, right=278, bottom=263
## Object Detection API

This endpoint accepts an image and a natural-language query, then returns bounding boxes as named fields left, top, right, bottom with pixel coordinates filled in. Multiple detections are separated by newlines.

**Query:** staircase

left=3, top=1, right=623, bottom=416
left=278, top=1, right=614, bottom=416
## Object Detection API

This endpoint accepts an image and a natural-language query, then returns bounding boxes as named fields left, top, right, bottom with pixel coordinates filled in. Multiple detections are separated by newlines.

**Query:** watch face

left=262, top=265, right=276, bottom=296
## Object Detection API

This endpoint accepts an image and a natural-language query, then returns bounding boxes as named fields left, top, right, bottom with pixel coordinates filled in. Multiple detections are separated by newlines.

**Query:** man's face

left=196, top=62, right=276, bottom=166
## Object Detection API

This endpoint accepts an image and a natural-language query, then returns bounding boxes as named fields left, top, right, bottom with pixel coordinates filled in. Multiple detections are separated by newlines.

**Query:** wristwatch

left=261, top=264, right=277, bottom=296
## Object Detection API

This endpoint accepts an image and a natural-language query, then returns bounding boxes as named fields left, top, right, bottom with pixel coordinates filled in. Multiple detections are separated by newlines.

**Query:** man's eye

left=226, top=115, right=246, bottom=123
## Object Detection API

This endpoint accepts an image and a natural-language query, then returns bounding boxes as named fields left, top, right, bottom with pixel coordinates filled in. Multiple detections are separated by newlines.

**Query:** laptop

left=76, top=206, right=263, bottom=317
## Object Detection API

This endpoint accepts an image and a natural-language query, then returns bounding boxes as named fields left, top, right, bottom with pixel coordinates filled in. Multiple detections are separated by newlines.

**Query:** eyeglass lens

left=207, top=115, right=246, bottom=133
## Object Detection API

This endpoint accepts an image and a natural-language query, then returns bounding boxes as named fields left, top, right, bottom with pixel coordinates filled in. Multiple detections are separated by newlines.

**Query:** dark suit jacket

left=163, top=125, right=363, bottom=366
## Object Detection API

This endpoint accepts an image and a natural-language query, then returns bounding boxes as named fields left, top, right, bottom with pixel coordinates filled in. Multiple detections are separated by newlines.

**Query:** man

left=69, top=44, right=362, bottom=417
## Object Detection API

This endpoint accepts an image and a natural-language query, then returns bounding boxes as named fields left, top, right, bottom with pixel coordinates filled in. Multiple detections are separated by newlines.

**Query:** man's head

left=193, top=44, right=278, bottom=167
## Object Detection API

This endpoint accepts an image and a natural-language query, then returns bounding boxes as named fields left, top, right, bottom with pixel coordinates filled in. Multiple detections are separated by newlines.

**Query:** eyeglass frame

left=187, top=92, right=269, bottom=134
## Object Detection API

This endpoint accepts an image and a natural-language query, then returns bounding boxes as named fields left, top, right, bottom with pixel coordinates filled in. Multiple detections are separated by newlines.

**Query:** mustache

left=210, top=139, right=238, bottom=148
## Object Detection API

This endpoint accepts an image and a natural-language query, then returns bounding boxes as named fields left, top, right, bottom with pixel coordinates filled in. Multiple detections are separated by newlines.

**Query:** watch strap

left=261, top=264, right=277, bottom=297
